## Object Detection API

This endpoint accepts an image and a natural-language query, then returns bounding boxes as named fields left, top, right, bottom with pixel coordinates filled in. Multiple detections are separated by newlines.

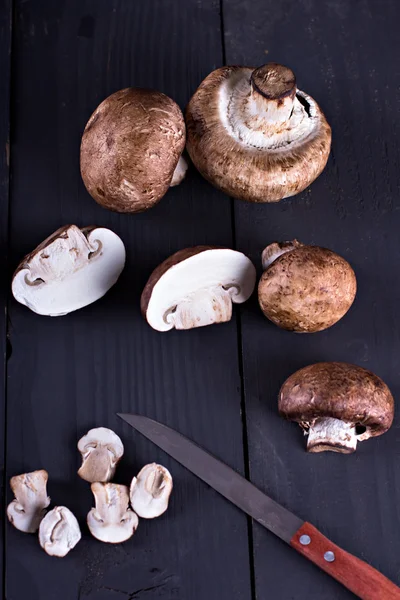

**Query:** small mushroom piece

left=78, top=427, right=124, bottom=483
left=7, top=470, right=50, bottom=533
left=12, top=225, right=126, bottom=316
left=39, top=506, right=81, bottom=557
left=141, top=246, right=256, bottom=331
left=279, top=362, right=395, bottom=454
left=258, top=241, right=357, bottom=332
left=186, top=63, right=331, bottom=203
left=80, top=88, right=187, bottom=213
left=130, top=464, right=172, bottom=519
left=87, top=483, right=139, bottom=543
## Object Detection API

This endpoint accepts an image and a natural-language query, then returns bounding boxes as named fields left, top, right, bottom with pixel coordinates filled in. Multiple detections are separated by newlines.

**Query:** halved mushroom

left=279, top=362, right=394, bottom=453
left=80, top=88, right=187, bottom=213
left=12, top=225, right=126, bottom=316
left=78, top=427, right=124, bottom=483
left=141, top=246, right=256, bottom=331
left=130, top=464, right=172, bottom=519
left=258, top=241, right=357, bottom=332
left=186, top=63, right=331, bottom=202
left=7, top=469, right=50, bottom=533
left=39, top=506, right=81, bottom=557
left=87, top=483, right=139, bottom=543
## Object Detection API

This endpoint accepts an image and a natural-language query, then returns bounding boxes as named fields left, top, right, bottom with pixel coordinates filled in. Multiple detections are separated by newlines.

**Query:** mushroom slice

left=39, top=506, right=81, bottom=557
left=130, top=464, right=172, bottom=519
left=258, top=241, right=357, bottom=333
left=141, top=246, right=256, bottom=331
left=7, top=469, right=50, bottom=533
left=12, top=225, right=126, bottom=316
left=87, top=483, right=139, bottom=543
left=279, top=362, right=394, bottom=454
left=186, top=63, right=331, bottom=203
left=78, top=427, right=124, bottom=483
left=80, top=88, right=187, bottom=213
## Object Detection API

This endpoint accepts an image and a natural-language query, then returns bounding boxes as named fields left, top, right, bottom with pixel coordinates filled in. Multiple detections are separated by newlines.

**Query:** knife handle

left=291, top=523, right=400, bottom=600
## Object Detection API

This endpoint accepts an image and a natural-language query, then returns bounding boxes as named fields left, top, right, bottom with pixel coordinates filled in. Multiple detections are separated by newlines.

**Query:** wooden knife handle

left=291, top=523, right=400, bottom=599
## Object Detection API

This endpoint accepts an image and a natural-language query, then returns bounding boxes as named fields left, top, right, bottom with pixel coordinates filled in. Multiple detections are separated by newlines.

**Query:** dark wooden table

left=1, top=0, right=400, bottom=598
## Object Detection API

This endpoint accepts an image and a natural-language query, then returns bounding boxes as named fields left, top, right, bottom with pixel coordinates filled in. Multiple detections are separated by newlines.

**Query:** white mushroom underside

left=130, top=464, right=172, bottom=519
left=87, top=483, right=138, bottom=543
left=306, top=417, right=365, bottom=453
left=39, top=507, right=81, bottom=557
left=261, top=241, right=301, bottom=270
left=146, top=249, right=256, bottom=332
left=170, top=154, right=188, bottom=186
left=219, top=69, right=317, bottom=151
left=7, top=470, right=50, bottom=533
left=12, top=227, right=126, bottom=316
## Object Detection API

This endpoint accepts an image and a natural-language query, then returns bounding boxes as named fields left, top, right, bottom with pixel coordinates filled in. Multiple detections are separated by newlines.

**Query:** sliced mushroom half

left=130, top=464, right=173, bottom=519
left=7, top=469, right=50, bottom=533
left=87, top=483, right=139, bottom=543
left=78, top=427, right=124, bottom=483
left=12, top=225, right=126, bottom=316
left=141, top=247, right=256, bottom=331
left=39, top=506, right=81, bottom=557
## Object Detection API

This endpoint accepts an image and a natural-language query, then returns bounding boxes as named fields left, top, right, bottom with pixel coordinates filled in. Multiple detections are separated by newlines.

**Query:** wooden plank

left=222, top=0, right=400, bottom=597
left=6, top=1, right=253, bottom=598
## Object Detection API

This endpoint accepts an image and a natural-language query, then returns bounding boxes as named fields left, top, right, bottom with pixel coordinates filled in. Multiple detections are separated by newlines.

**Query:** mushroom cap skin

left=186, top=63, right=331, bottom=203
left=279, top=362, right=394, bottom=453
left=258, top=241, right=357, bottom=333
left=87, top=483, right=139, bottom=544
left=39, top=506, right=81, bottom=557
left=80, top=88, right=186, bottom=213
left=141, top=246, right=256, bottom=332
left=7, top=469, right=50, bottom=533
left=12, top=225, right=126, bottom=317
left=78, top=427, right=124, bottom=483
left=130, top=463, right=173, bottom=519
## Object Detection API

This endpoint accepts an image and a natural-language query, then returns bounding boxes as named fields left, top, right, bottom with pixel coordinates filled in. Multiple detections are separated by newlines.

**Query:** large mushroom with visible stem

left=77, top=427, right=124, bottom=483
left=80, top=88, right=187, bottom=213
left=186, top=63, right=331, bottom=202
left=87, top=483, right=139, bottom=544
left=279, top=362, right=394, bottom=454
left=12, top=225, right=126, bottom=316
left=39, top=506, right=81, bottom=557
left=130, top=464, right=173, bottom=519
left=258, top=240, right=357, bottom=332
left=141, top=246, right=256, bottom=331
left=7, top=470, right=50, bottom=533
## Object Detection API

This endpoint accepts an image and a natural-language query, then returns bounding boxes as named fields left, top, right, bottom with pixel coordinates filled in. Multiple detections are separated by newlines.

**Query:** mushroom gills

left=307, top=417, right=358, bottom=454
left=164, top=285, right=234, bottom=329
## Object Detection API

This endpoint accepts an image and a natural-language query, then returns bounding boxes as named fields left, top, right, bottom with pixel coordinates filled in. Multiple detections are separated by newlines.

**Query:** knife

left=118, top=413, right=400, bottom=600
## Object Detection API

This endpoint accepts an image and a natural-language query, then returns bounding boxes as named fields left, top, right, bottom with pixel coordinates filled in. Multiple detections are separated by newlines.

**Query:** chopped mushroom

left=141, top=246, right=256, bottom=331
left=39, top=506, right=81, bottom=557
left=279, top=362, right=394, bottom=453
left=80, top=88, right=187, bottom=213
left=12, top=225, right=126, bottom=316
left=7, top=470, right=50, bottom=533
left=78, top=427, right=124, bottom=483
left=258, top=241, right=357, bottom=332
left=130, top=464, right=172, bottom=519
left=87, top=483, right=139, bottom=543
left=186, top=63, right=331, bottom=202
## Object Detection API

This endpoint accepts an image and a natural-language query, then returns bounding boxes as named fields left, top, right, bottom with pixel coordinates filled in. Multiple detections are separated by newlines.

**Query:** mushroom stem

left=261, top=240, right=303, bottom=270
left=307, top=417, right=358, bottom=454
left=170, top=155, right=188, bottom=187
left=250, top=64, right=297, bottom=125
left=164, top=285, right=233, bottom=330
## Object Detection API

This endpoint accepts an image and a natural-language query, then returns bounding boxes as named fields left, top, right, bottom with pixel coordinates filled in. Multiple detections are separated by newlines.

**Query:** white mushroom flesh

left=130, top=463, right=172, bottom=519
left=7, top=470, right=50, bottom=533
left=87, top=483, right=139, bottom=543
left=170, top=155, right=188, bottom=186
left=39, top=506, right=81, bottom=557
left=78, top=427, right=124, bottom=483
left=147, top=249, right=256, bottom=332
left=306, top=417, right=360, bottom=453
left=12, top=226, right=126, bottom=316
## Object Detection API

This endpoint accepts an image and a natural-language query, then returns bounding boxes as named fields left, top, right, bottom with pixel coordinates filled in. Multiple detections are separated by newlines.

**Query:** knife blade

left=118, top=413, right=400, bottom=600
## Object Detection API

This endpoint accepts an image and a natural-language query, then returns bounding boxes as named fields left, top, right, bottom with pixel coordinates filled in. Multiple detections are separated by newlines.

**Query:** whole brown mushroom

left=186, top=63, right=331, bottom=203
left=80, top=88, right=187, bottom=213
left=258, top=240, right=356, bottom=333
left=279, top=362, right=394, bottom=453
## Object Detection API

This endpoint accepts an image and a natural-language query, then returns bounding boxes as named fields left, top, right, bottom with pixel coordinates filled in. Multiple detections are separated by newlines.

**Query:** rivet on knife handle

left=291, top=523, right=400, bottom=600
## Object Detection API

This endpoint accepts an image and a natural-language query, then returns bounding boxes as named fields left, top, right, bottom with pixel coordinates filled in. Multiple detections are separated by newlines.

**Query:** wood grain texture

left=6, top=1, right=252, bottom=598
left=222, top=0, right=400, bottom=598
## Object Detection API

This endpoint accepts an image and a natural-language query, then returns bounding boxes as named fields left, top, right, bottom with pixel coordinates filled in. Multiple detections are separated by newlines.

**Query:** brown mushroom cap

left=258, top=243, right=357, bottom=332
left=186, top=63, right=331, bottom=203
left=279, top=362, right=394, bottom=438
left=80, top=88, right=186, bottom=213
